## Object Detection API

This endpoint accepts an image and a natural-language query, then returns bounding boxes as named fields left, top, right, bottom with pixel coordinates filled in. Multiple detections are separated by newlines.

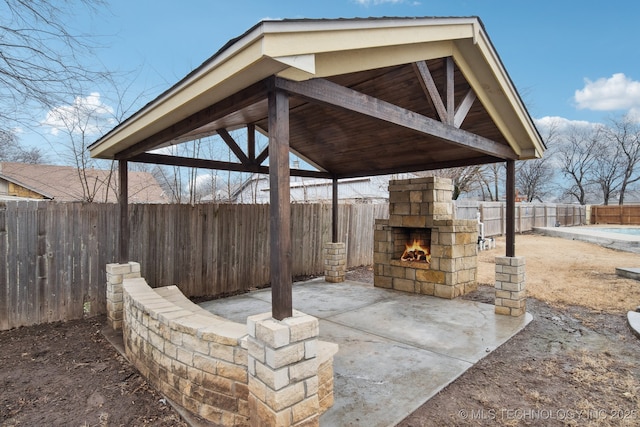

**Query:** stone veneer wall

left=117, top=272, right=338, bottom=426
left=106, top=262, right=141, bottom=330
left=122, top=278, right=250, bottom=425
left=323, top=242, right=346, bottom=283
left=494, top=256, right=526, bottom=316
left=373, top=177, right=478, bottom=298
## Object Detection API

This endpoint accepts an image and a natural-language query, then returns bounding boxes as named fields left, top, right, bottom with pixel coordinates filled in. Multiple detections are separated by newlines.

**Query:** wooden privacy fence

left=0, top=201, right=385, bottom=330
left=591, top=205, right=640, bottom=225
left=1, top=199, right=583, bottom=330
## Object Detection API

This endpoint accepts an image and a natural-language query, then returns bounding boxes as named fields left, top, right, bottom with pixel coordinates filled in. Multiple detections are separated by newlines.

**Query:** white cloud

left=535, top=116, right=600, bottom=133
left=42, top=92, right=115, bottom=136
left=574, top=73, right=640, bottom=111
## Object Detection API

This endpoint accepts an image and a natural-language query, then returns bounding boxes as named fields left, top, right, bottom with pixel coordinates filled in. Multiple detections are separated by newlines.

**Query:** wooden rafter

left=217, top=128, right=250, bottom=165
left=413, top=61, right=448, bottom=123
left=274, top=77, right=516, bottom=160
left=454, top=89, right=477, bottom=128
left=415, top=58, right=476, bottom=129
left=247, top=123, right=256, bottom=162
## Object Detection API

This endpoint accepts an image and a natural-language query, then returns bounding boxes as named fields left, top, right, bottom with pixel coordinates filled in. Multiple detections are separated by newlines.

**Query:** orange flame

left=401, top=239, right=431, bottom=263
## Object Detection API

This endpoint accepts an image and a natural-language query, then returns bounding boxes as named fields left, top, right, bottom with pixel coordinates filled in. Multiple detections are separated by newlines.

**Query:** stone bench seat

left=122, top=277, right=250, bottom=425
left=116, top=275, right=338, bottom=426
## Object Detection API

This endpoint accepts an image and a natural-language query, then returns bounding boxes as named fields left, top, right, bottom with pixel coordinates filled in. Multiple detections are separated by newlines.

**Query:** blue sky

left=33, top=0, right=640, bottom=150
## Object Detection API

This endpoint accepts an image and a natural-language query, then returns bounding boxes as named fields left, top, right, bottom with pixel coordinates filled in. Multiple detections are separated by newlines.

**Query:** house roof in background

left=89, top=16, right=544, bottom=179
left=0, top=162, right=168, bottom=203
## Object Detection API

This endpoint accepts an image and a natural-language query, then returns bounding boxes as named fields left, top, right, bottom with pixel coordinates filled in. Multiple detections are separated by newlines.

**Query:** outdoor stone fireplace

left=374, top=177, right=478, bottom=298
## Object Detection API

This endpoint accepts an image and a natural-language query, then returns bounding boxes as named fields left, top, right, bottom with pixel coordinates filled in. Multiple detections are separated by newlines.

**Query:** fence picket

left=1, top=200, right=586, bottom=330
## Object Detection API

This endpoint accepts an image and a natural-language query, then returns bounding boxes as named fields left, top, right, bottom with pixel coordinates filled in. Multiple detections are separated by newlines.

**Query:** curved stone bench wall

left=115, top=272, right=338, bottom=427
left=122, top=278, right=250, bottom=425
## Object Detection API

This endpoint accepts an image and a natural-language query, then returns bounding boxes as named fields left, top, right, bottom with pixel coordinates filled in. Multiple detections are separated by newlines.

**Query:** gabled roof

left=90, top=17, right=544, bottom=178
left=0, top=162, right=168, bottom=203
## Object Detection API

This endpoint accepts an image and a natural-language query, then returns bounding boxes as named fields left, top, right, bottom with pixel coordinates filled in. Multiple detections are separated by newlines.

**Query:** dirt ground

left=2, top=233, right=640, bottom=426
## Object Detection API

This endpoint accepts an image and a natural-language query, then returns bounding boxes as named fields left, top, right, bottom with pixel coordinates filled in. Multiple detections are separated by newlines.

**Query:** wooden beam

left=332, top=178, right=338, bottom=243
left=268, top=88, right=292, bottom=321
left=255, top=146, right=269, bottom=165
left=506, top=159, right=516, bottom=257
left=336, top=155, right=503, bottom=179
left=217, top=128, right=250, bottom=165
left=274, top=77, right=517, bottom=160
left=454, top=88, right=476, bottom=128
left=129, top=153, right=332, bottom=179
left=446, top=57, right=455, bottom=125
left=413, top=61, right=447, bottom=123
left=118, top=160, right=129, bottom=263
left=115, top=80, right=269, bottom=160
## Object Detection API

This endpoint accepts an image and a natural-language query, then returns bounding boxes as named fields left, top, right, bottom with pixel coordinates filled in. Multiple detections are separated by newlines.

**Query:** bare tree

left=416, top=166, right=483, bottom=200
left=0, top=0, right=110, bottom=129
left=516, top=157, right=554, bottom=202
left=0, top=129, right=44, bottom=163
left=590, top=139, right=623, bottom=205
left=606, top=116, right=640, bottom=205
left=557, top=125, right=601, bottom=205
left=477, top=163, right=503, bottom=201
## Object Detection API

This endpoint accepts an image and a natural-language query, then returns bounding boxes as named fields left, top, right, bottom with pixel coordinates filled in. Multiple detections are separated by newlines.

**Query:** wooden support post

left=118, top=160, right=129, bottom=263
left=506, top=160, right=516, bottom=257
left=268, top=88, right=292, bottom=321
left=332, top=178, right=338, bottom=243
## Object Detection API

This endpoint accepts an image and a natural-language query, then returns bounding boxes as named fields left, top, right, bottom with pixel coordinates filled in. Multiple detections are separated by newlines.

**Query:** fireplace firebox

left=374, top=177, right=478, bottom=299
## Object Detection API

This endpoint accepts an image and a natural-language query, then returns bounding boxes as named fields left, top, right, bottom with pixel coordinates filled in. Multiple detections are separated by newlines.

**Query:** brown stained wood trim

left=454, top=88, right=477, bottom=128
left=337, top=155, right=503, bottom=179
left=413, top=61, right=447, bottom=123
left=247, top=124, right=256, bottom=162
left=275, top=77, right=517, bottom=160
left=217, top=128, right=250, bottom=165
left=446, top=57, right=455, bottom=126
left=506, top=160, right=516, bottom=257
left=130, top=153, right=331, bottom=179
left=268, top=89, right=292, bottom=321
left=255, top=146, right=269, bottom=165
left=115, top=80, right=269, bottom=160
left=332, top=178, right=338, bottom=243
left=118, top=160, right=129, bottom=263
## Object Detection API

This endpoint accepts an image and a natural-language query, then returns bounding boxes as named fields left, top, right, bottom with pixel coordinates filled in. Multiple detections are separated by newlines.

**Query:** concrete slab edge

left=627, top=311, right=640, bottom=340
left=616, top=267, right=640, bottom=281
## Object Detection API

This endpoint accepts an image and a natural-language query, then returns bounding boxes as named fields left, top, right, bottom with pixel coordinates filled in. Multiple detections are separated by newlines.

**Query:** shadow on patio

left=200, top=279, right=532, bottom=427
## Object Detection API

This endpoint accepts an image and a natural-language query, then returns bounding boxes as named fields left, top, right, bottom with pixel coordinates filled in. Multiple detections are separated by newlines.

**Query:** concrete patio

left=200, top=279, right=532, bottom=426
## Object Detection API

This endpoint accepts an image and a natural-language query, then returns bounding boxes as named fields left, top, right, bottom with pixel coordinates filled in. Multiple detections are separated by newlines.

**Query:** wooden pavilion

left=90, top=17, right=545, bottom=320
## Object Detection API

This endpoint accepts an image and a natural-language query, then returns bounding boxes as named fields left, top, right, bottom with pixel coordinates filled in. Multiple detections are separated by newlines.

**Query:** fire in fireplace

left=401, top=239, right=431, bottom=263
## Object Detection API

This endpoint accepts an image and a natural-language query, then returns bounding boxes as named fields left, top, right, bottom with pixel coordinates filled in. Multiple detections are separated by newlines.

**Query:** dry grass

left=477, top=234, right=640, bottom=312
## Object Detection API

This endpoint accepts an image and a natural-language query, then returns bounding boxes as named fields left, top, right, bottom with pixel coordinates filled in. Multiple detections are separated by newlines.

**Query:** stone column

left=247, top=311, right=321, bottom=427
left=494, top=256, right=526, bottom=316
left=106, top=262, right=140, bottom=330
left=323, top=242, right=346, bottom=283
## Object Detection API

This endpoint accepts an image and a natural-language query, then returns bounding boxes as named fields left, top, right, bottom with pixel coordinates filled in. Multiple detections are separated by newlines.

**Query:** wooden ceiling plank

left=454, top=88, right=477, bottom=128
left=413, top=61, right=448, bottom=123
left=115, top=80, right=269, bottom=160
left=275, top=77, right=517, bottom=160
left=217, top=128, right=251, bottom=165
left=129, top=153, right=332, bottom=179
